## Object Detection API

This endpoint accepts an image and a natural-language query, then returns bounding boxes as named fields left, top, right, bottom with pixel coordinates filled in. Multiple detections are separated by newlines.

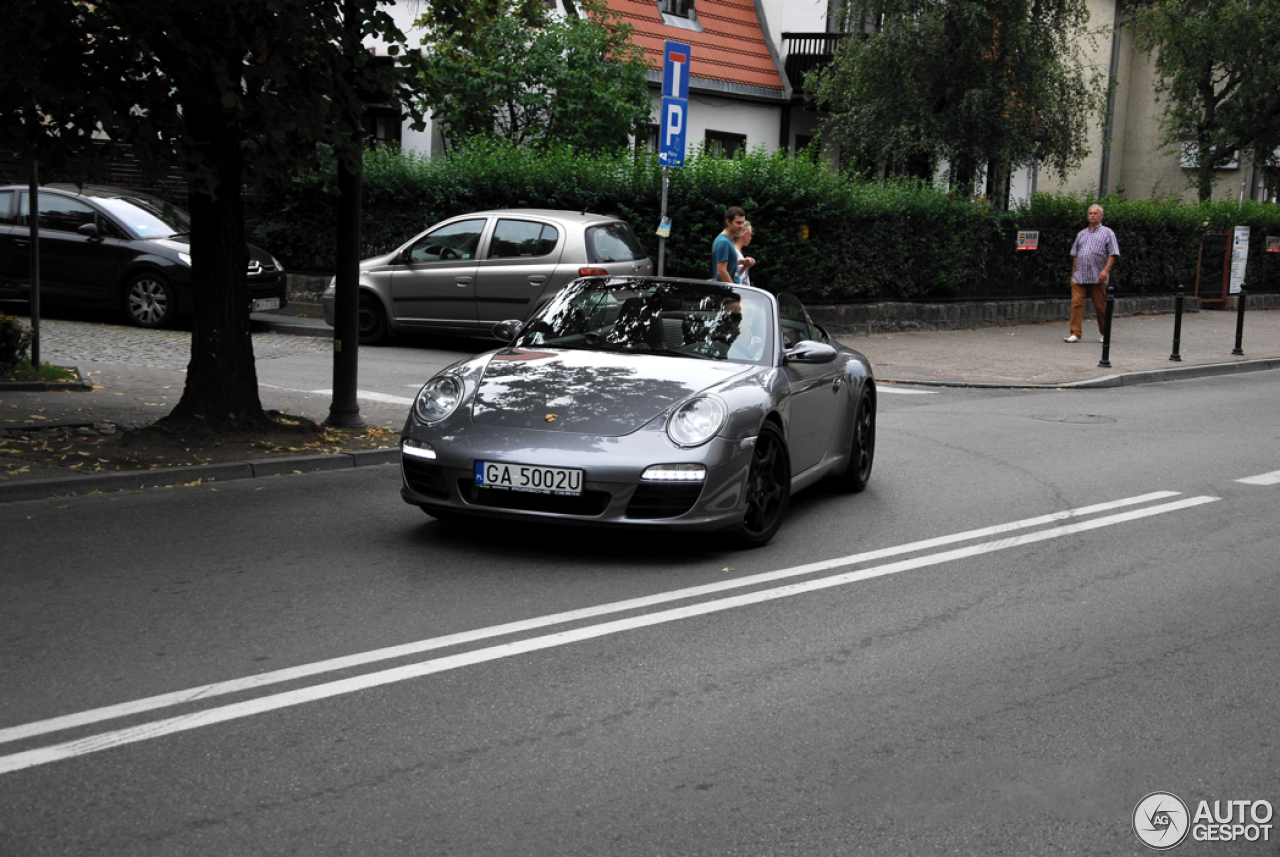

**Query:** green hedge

left=246, top=141, right=1280, bottom=302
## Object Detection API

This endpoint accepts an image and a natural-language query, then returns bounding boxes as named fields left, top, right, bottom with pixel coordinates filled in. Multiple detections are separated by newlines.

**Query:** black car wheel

left=123, top=273, right=176, bottom=329
left=735, top=421, right=791, bottom=547
left=358, top=292, right=390, bottom=345
left=833, top=385, right=875, bottom=493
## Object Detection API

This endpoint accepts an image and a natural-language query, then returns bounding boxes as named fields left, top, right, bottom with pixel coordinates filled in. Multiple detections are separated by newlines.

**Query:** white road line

left=1236, top=470, right=1280, bottom=486
left=308, top=389, right=414, bottom=406
left=0, top=495, right=1217, bottom=775
left=877, top=387, right=937, bottom=395
left=0, top=491, right=1181, bottom=748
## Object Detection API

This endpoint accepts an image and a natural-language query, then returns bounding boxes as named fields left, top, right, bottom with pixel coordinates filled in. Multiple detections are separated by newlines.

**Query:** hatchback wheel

left=358, top=292, right=390, bottom=345
left=123, top=273, right=175, bottom=329
left=734, top=422, right=791, bottom=547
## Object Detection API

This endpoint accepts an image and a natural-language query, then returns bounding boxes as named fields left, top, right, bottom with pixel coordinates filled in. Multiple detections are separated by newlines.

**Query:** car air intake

left=625, top=483, right=703, bottom=519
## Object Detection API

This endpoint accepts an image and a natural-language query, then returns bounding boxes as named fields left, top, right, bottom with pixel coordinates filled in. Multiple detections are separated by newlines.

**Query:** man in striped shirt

left=1066, top=204, right=1120, bottom=343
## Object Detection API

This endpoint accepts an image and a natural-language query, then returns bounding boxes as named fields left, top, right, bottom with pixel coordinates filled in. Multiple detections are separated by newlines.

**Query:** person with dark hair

left=1066, top=204, right=1119, bottom=343
left=713, top=205, right=747, bottom=283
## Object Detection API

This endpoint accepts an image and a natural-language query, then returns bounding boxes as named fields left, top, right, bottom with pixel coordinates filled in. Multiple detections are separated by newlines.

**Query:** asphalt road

left=2, top=368, right=1278, bottom=855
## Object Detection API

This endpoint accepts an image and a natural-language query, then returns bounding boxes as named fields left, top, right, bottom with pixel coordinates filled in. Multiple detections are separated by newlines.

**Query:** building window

left=659, top=0, right=694, bottom=19
left=637, top=124, right=660, bottom=154
left=705, top=131, right=746, bottom=160
left=659, top=0, right=701, bottom=32
left=1180, top=142, right=1239, bottom=170
left=363, top=109, right=402, bottom=149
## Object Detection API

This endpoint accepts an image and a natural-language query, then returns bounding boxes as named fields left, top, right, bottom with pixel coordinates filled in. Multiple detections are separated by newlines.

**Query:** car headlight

left=666, top=397, right=727, bottom=447
left=323, top=277, right=335, bottom=297
left=414, top=375, right=465, bottom=423
left=178, top=252, right=192, bottom=266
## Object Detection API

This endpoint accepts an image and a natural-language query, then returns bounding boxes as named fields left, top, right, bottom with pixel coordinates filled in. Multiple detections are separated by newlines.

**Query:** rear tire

left=732, top=422, right=791, bottom=548
left=358, top=292, right=390, bottom=345
left=123, top=273, right=176, bottom=329
left=833, top=384, right=875, bottom=493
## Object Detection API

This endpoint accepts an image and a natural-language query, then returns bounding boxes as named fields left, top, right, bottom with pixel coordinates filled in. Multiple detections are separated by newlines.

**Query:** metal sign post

left=657, top=167, right=670, bottom=276
left=656, top=41, right=690, bottom=277
left=28, top=164, right=40, bottom=370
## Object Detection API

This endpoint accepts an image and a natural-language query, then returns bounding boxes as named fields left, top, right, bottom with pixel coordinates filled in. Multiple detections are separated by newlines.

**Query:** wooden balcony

left=781, top=32, right=850, bottom=95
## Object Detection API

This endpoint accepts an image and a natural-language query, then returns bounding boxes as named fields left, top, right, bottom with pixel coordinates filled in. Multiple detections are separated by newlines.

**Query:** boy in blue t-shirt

left=713, top=206, right=747, bottom=283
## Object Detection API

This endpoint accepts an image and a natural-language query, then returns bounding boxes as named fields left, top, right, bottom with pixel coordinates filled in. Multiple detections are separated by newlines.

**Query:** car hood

left=470, top=348, right=752, bottom=436
left=150, top=237, right=276, bottom=266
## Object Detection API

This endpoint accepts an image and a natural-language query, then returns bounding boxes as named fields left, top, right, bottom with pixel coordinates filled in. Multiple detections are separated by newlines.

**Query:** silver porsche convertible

left=399, top=277, right=876, bottom=546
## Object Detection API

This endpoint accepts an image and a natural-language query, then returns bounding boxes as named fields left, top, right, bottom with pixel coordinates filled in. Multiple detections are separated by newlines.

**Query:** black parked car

left=0, top=184, right=286, bottom=328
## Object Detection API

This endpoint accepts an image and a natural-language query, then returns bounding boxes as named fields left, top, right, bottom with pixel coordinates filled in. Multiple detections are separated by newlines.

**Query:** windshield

left=94, top=196, right=191, bottom=239
left=516, top=278, right=774, bottom=365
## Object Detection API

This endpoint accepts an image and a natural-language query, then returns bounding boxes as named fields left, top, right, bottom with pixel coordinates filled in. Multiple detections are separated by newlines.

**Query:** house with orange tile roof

left=603, top=0, right=791, bottom=158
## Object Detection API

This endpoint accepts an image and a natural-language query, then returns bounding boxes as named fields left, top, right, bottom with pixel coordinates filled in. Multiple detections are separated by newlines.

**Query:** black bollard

left=1169, top=283, right=1184, bottom=362
left=1098, top=283, right=1116, bottom=368
left=1232, top=286, right=1246, bottom=356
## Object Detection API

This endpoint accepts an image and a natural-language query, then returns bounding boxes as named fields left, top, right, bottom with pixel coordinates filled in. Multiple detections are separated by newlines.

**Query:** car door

left=388, top=217, right=486, bottom=331
left=15, top=192, right=127, bottom=304
left=779, top=293, right=841, bottom=473
left=474, top=217, right=565, bottom=324
left=0, top=190, right=21, bottom=296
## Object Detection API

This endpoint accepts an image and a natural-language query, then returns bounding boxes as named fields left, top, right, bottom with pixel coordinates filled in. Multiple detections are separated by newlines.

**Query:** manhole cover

left=1030, top=414, right=1117, bottom=424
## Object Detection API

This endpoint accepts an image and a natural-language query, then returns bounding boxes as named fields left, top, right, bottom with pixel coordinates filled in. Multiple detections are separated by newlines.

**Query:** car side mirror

left=492, top=319, right=524, bottom=342
left=77, top=222, right=102, bottom=241
left=784, top=341, right=837, bottom=364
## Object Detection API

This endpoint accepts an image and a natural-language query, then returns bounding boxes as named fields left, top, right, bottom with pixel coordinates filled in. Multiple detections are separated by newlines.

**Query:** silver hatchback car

left=322, top=209, right=653, bottom=344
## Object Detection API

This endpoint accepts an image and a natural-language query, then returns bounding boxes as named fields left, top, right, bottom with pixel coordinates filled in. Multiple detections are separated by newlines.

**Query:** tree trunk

left=160, top=104, right=271, bottom=431
left=986, top=157, right=1011, bottom=211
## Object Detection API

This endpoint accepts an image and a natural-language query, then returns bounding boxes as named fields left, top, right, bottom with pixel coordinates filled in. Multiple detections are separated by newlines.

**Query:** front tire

left=833, top=385, right=875, bottom=493
left=123, top=273, right=176, bottom=329
left=733, top=422, right=791, bottom=547
left=358, top=292, right=390, bottom=345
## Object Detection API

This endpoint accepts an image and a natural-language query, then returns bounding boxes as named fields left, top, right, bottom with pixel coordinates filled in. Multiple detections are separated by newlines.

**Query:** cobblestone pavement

left=33, top=317, right=332, bottom=371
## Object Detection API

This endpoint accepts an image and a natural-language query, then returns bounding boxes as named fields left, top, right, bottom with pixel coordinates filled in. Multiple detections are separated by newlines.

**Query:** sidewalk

left=2, top=306, right=1277, bottom=503
left=840, top=308, right=1280, bottom=388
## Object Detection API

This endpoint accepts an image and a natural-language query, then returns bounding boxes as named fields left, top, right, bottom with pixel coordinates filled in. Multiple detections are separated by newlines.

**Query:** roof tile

left=604, top=0, right=786, bottom=96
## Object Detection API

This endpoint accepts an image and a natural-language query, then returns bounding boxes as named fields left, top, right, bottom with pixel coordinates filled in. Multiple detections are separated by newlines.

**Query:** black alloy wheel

left=834, top=384, right=876, bottom=493
left=123, top=273, right=175, bottom=329
left=735, top=421, right=791, bottom=547
left=358, top=292, right=390, bottom=345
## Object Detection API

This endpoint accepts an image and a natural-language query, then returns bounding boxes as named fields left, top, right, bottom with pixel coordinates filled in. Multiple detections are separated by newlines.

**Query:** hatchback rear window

left=586, top=222, right=647, bottom=264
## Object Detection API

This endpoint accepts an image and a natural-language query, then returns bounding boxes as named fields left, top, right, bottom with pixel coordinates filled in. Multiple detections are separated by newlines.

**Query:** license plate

left=251, top=297, right=280, bottom=312
left=475, top=461, right=584, bottom=496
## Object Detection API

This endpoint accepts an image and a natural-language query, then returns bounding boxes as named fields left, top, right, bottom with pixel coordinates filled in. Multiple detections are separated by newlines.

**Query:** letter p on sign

left=659, top=97, right=687, bottom=167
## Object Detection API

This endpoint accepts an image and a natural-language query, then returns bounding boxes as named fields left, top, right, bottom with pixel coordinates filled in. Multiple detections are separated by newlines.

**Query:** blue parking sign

left=659, top=97, right=687, bottom=167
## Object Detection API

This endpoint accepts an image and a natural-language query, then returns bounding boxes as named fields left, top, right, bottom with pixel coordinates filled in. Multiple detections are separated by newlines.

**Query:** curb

left=258, top=319, right=333, bottom=338
left=0, top=366, right=93, bottom=392
left=0, top=447, right=400, bottom=505
left=879, top=357, right=1280, bottom=390
left=1064, top=357, right=1280, bottom=388
left=252, top=313, right=332, bottom=338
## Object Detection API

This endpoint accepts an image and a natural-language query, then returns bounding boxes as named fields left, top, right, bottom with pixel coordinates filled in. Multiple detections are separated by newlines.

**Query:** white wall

left=651, top=92, right=786, bottom=157
left=364, top=2, right=437, bottom=155
left=758, top=0, right=828, bottom=55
